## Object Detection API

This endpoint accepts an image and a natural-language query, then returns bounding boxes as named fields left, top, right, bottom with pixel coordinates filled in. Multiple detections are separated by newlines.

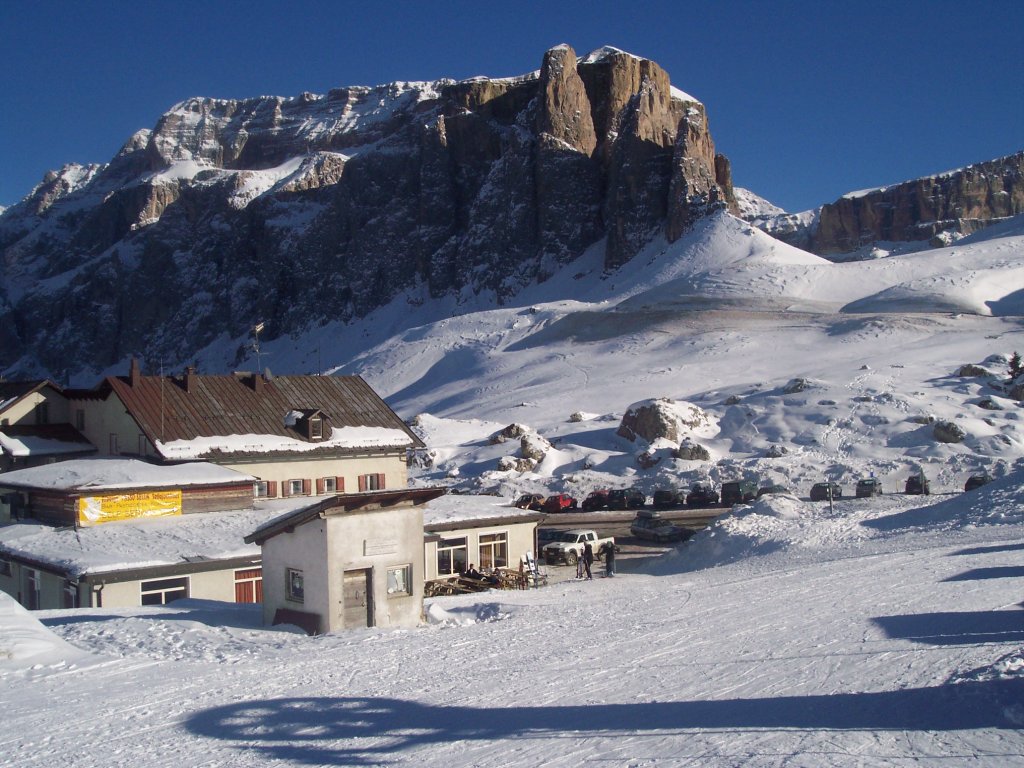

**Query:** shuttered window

left=234, top=568, right=263, bottom=603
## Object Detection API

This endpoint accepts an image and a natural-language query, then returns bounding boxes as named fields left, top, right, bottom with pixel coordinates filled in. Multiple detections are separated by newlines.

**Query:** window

left=321, top=477, right=336, bottom=494
left=254, top=481, right=270, bottom=498
left=63, top=581, right=79, bottom=609
left=140, top=577, right=189, bottom=605
left=358, top=473, right=385, bottom=492
left=283, top=479, right=305, bottom=497
left=109, top=433, right=119, bottom=454
left=34, top=403, right=49, bottom=425
left=24, top=568, right=41, bottom=609
left=478, top=532, right=508, bottom=570
left=386, top=565, right=412, bottom=597
left=138, top=435, right=149, bottom=455
left=0, top=559, right=11, bottom=577
left=234, top=568, right=263, bottom=604
left=309, top=416, right=323, bottom=440
left=286, top=568, right=304, bottom=603
left=436, top=537, right=468, bottom=577
left=75, top=409, right=85, bottom=431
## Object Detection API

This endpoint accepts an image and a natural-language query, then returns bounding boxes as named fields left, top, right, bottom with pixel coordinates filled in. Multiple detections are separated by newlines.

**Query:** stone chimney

left=129, top=357, right=142, bottom=387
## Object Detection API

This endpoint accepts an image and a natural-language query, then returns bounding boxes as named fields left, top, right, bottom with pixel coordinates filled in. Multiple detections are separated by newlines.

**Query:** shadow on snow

left=184, top=681, right=1023, bottom=765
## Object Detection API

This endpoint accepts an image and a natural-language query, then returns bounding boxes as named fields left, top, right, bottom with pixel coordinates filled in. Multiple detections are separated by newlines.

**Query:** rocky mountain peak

left=0, top=45, right=734, bottom=379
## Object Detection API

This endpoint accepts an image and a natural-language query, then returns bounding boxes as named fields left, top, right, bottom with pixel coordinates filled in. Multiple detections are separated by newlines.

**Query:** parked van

left=720, top=480, right=757, bottom=506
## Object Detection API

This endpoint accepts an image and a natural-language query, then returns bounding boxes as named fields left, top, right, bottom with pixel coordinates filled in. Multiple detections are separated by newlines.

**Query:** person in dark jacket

left=599, top=540, right=616, bottom=577
left=583, top=541, right=594, bottom=580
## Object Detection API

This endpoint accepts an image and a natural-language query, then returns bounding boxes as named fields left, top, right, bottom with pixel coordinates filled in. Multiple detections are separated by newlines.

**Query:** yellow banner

left=77, top=490, right=182, bottom=525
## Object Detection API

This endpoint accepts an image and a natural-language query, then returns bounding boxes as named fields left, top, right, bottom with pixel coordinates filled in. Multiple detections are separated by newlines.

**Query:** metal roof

left=89, top=368, right=423, bottom=459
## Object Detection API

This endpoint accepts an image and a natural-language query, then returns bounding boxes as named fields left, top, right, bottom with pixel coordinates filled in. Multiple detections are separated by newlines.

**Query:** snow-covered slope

left=3, top=478, right=1023, bottom=766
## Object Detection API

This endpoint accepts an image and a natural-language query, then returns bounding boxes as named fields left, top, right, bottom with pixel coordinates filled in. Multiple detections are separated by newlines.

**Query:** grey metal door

left=342, top=569, right=372, bottom=628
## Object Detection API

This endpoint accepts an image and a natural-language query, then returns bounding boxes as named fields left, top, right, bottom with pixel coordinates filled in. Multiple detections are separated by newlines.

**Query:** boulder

left=520, top=433, right=551, bottom=462
left=674, top=440, right=711, bottom=461
left=933, top=420, right=967, bottom=444
left=617, top=398, right=710, bottom=443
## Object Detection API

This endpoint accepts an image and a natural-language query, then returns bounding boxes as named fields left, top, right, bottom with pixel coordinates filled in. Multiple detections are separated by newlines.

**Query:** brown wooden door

left=342, top=569, right=372, bottom=628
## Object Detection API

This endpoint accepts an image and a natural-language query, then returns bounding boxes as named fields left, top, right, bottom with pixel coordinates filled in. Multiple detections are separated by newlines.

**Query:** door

left=342, top=569, right=372, bottom=628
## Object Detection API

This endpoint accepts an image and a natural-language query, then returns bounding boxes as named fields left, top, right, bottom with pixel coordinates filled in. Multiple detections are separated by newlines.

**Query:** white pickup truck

left=542, top=529, right=615, bottom=565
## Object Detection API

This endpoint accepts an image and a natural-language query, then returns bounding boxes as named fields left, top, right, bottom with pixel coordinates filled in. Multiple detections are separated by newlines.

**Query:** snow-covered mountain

left=0, top=44, right=734, bottom=380
left=318, top=209, right=1024, bottom=502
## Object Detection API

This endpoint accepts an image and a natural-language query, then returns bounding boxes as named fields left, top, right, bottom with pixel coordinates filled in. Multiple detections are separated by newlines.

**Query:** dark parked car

left=964, top=473, right=993, bottom=492
left=855, top=478, right=884, bottom=498
left=810, top=482, right=843, bottom=501
left=581, top=489, right=609, bottom=511
left=630, top=510, right=687, bottom=543
left=721, top=480, right=758, bottom=506
left=652, top=488, right=686, bottom=509
left=606, top=488, right=646, bottom=510
left=904, top=474, right=930, bottom=495
left=514, top=493, right=546, bottom=511
left=685, top=483, right=720, bottom=507
left=542, top=493, right=578, bottom=513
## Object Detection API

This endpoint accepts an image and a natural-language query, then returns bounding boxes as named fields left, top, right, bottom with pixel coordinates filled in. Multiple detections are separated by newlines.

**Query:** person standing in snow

left=599, top=540, right=615, bottom=577
left=583, top=541, right=594, bottom=580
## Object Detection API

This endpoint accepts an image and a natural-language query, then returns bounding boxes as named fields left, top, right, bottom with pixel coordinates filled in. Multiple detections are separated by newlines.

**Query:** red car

left=542, top=493, right=578, bottom=513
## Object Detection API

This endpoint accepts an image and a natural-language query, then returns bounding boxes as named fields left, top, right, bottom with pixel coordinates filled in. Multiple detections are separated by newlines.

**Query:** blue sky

left=1, top=0, right=1021, bottom=212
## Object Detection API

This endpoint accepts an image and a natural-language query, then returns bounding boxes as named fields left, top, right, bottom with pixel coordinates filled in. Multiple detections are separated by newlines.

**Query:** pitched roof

left=92, top=370, right=423, bottom=460
left=0, top=380, right=60, bottom=415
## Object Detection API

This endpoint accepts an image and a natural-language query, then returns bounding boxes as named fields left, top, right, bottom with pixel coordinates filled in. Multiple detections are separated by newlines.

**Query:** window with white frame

left=322, top=477, right=337, bottom=493
left=254, top=481, right=270, bottom=498
left=287, top=479, right=304, bottom=496
left=309, top=416, right=323, bottom=440
left=436, top=537, right=468, bottom=577
left=359, top=473, right=385, bottom=492
left=140, top=577, right=189, bottom=605
left=386, top=565, right=412, bottom=597
left=286, top=568, right=304, bottom=603
left=478, top=532, right=508, bottom=570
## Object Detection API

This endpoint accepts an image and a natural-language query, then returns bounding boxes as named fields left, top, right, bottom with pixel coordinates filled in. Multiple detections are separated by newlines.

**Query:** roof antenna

left=251, top=322, right=265, bottom=372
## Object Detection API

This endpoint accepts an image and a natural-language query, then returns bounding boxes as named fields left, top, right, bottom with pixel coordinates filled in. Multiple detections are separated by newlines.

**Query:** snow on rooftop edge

left=155, top=425, right=414, bottom=460
left=0, top=457, right=254, bottom=491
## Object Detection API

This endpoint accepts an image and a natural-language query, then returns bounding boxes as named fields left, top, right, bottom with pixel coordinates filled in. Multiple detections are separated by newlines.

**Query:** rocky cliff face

left=0, top=45, right=734, bottom=378
left=754, top=152, right=1024, bottom=255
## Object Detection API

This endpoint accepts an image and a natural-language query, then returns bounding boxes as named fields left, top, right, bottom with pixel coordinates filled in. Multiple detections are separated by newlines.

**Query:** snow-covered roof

left=0, top=457, right=254, bottom=492
left=0, top=425, right=95, bottom=458
left=421, top=494, right=542, bottom=529
left=0, top=499, right=313, bottom=578
left=95, top=370, right=423, bottom=461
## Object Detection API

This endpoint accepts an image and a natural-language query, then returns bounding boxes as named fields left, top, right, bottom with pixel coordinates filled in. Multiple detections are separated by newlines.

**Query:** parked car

left=514, top=493, right=546, bottom=511
left=630, top=510, right=687, bottom=543
left=855, top=478, right=884, bottom=498
left=964, top=473, right=993, bottom=492
left=809, top=482, right=843, bottom=501
left=581, top=489, right=609, bottom=511
left=542, top=529, right=615, bottom=565
left=652, top=488, right=686, bottom=509
left=606, top=488, right=646, bottom=510
left=721, top=480, right=758, bottom=506
left=542, top=493, right=578, bottom=513
left=685, top=483, right=719, bottom=507
left=904, top=474, right=930, bottom=495
left=756, top=485, right=790, bottom=498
